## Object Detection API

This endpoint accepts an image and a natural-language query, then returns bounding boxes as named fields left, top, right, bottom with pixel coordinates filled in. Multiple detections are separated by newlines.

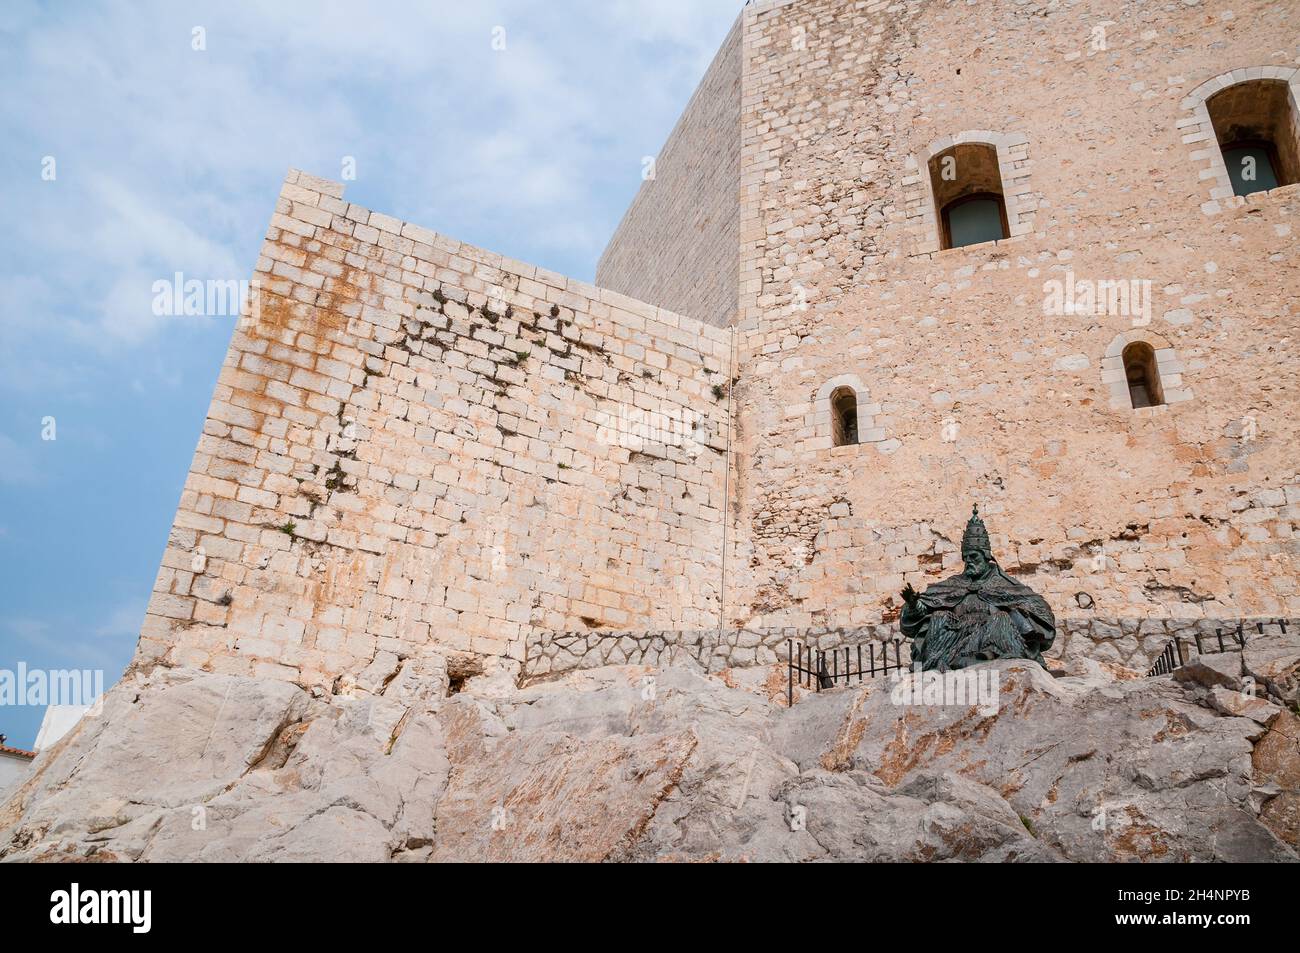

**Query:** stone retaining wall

left=521, top=617, right=1297, bottom=682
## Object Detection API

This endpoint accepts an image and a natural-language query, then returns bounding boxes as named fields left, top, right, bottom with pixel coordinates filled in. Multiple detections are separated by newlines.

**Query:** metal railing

left=1145, top=620, right=1288, bottom=677
left=787, top=638, right=908, bottom=707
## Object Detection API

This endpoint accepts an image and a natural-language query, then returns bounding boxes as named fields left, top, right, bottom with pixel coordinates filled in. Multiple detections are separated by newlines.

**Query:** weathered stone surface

left=2, top=659, right=1295, bottom=862
left=1252, top=710, right=1300, bottom=849
left=1205, top=686, right=1282, bottom=724
left=777, top=660, right=1294, bottom=862
left=0, top=663, right=447, bottom=863
left=1172, top=651, right=1244, bottom=690
left=779, top=769, right=1055, bottom=862
left=135, top=169, right=733, bottom=680
left=726, top=0, right=1300, bottom=636
left=1243, top=631, right=1300, bottom=706
left=430, top=697, right=698, bottom=862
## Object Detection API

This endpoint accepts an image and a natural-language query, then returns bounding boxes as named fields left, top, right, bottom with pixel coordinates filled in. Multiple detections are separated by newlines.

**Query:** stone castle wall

left=728, top=0, right=1300, bottom=630
left=130, top=0, right=1300, bottom=691
left=136, top=170, right=731, bottom=689
left=595, top=15, right=743, bottom=329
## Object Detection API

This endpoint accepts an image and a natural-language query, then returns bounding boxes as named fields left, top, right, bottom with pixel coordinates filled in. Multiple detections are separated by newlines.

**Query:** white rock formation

left=2, top=644, right=1297, bottom=862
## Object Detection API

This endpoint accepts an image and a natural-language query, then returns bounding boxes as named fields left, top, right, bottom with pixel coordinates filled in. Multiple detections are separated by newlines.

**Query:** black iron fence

left=1146, top=637, right=1188, bottom=677
left=784, top=620, right=1289, bottom=700
left=787, top=638, right=908, bottom=707
left=1145, top=619, right=1288, bottom=677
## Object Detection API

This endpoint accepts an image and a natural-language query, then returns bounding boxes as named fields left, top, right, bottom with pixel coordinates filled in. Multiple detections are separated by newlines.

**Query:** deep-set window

left=1206, top=80, right=1299, bottom=197
left=928, top=143, right=1009, bottom=250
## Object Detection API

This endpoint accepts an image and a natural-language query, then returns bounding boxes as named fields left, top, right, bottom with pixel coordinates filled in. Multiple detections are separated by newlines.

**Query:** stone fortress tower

left=136, top=0, right=1300, bottom=690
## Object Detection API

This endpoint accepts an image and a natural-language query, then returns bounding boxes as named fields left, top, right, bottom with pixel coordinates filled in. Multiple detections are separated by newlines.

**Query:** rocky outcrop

left=2, top=645, right=1297, bottom=862
left=0, top=657, right=449, bottom=862
left=1252, top=710, right=1300, bottom=849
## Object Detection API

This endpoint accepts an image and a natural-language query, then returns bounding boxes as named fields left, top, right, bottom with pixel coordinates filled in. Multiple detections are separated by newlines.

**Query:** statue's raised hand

left=901, top=582, right=920, bottom=609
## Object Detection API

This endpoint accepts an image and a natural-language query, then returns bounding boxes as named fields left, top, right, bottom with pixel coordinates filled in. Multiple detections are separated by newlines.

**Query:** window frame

left=939, top=191, right=1010, bottom=250
left=1180, top=68, right=1300, bottom=213
left=830, top=386, right=859, bottom=447
left=908, top=131, right=1034, bottom=255
left=1218, top=138, right=1285, bottom=196
left=1121, top=342, right=1164, bottom=409
left=1103, top=331, right=1192, bottom=412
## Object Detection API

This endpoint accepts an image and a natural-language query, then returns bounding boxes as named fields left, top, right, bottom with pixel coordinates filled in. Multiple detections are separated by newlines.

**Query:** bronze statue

left=900, top=505, right=1055, bottom=671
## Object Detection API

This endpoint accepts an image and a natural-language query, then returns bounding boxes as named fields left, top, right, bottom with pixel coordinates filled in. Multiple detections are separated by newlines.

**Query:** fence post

left=787, top=639, right=793, bottom=708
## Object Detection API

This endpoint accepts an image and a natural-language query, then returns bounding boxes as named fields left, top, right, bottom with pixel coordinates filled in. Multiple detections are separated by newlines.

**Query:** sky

left=0, top=0, right=742, bottom=749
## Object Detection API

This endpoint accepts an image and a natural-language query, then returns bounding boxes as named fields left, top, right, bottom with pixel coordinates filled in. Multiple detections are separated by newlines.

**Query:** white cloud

left=0, top=0, right=739, bottom=380
left=88, top=176, right=241, bottom=274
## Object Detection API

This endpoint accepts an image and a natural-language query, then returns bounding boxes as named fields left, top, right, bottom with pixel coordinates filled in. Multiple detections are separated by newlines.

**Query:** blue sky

left=0, top=0, right=740, bottom=748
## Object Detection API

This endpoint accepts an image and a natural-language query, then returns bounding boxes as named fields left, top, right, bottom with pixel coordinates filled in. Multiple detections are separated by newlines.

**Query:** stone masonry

left=132, top=0, right=1300, bottom=692
left=596, top=18, right=743, bottom=330
left=520, top=617, right=1295, bottom=683
left=136, top=170, right=731, bottom=690
left=727, top=0, right=1300, bottom=632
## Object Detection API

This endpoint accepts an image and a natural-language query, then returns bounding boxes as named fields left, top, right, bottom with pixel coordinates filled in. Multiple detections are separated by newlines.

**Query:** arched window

left=1122, top=342, right=1163, bottom=409
left=1103, top=332, right=1192, bottom=411
left=831, top=387, right=858, bottom=447
left=928, top=142, right=1009, bottom=249
left=813, top=375, right=877, bottom=452
left=1206, top=80, right=1300, bottom=196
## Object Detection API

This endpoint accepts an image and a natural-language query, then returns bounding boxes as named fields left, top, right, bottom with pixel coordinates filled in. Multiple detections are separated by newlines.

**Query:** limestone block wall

left=136, top=170, right=732, bottom=689
left=595, top=15, right=742, bottom=329
left=729, top=0, right=1300, bottom=630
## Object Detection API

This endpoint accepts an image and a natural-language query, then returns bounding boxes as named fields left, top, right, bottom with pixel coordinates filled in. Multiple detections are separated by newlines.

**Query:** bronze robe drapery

left=900, top=566, right=1055, bottom=671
